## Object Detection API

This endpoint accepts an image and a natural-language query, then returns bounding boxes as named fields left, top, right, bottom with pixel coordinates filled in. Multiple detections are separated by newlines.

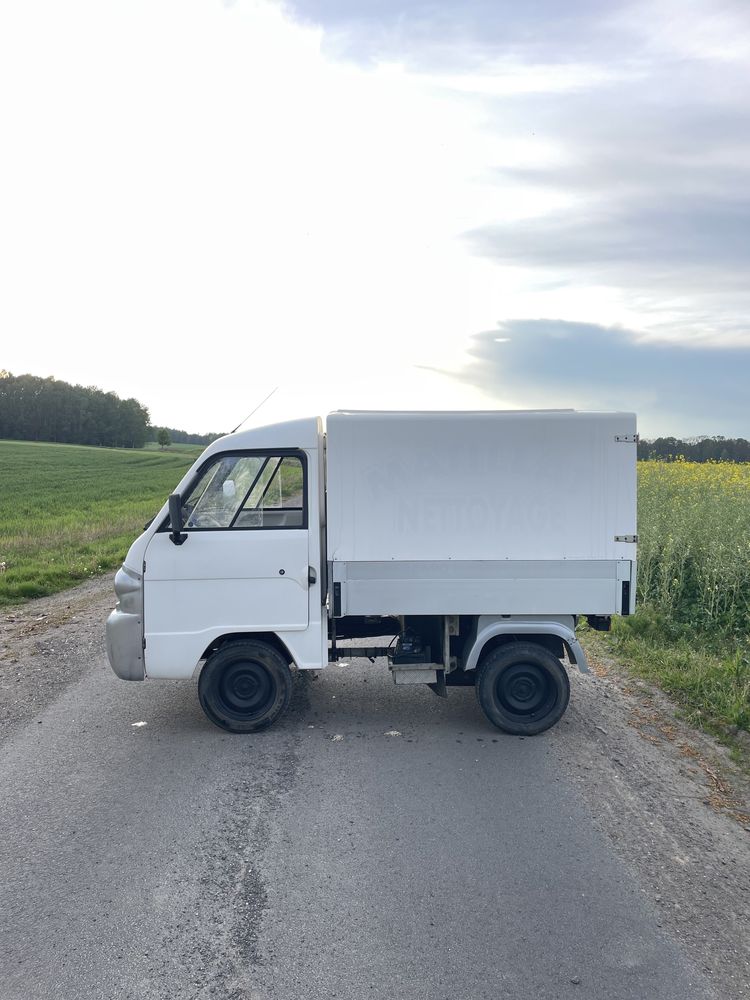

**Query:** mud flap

left=428, top=669, right=447, bottom=698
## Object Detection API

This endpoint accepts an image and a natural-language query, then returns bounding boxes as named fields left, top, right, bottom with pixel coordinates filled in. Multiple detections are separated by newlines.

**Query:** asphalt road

left=0, top=636, right=723, bottom=1000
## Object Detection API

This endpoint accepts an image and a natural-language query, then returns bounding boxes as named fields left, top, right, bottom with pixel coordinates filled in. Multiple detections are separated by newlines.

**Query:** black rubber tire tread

left=198, top=639, right=293, bottom=733
left=475, top=641, right=570, bottom=735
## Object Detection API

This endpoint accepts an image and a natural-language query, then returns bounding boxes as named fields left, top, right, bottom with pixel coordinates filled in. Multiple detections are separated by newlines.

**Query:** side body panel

left=332, top=559, right=633, bottom=616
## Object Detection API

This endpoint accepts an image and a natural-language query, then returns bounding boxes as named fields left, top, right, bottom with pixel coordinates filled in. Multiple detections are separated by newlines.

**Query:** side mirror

left=168, top=493, right=188, bottom=546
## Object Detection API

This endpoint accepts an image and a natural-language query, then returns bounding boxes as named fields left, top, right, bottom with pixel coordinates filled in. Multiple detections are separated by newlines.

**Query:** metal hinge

left=615, top=534, right=638, bottom=543
left=615, top=434, right=639, bottom=443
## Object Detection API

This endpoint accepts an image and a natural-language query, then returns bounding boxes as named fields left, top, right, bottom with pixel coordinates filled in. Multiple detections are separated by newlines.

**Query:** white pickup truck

left=106, top=409, right=637, bottom=735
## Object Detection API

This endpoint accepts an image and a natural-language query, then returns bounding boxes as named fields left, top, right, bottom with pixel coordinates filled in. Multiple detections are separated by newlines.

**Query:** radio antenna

left=231, top=386, right=279, bottom=434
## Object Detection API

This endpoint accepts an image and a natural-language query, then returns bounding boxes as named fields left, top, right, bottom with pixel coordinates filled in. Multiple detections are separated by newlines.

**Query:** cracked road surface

left=1, top=579, right=748, bottom=999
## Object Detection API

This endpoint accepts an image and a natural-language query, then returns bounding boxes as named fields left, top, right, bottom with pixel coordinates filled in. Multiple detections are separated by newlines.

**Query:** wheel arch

left=199, top=631, right=295, bottom=668
left=463, top=618, right=590, bottom=674
left=198, top=635, right=294, bottom=733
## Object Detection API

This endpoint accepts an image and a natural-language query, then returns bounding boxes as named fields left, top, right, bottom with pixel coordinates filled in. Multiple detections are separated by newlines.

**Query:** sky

left=1, top=0, right=748, bottom=437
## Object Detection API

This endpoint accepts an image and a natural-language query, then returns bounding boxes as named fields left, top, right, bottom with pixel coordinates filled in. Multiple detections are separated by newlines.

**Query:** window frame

left=158, top=448, right=309, bottom=533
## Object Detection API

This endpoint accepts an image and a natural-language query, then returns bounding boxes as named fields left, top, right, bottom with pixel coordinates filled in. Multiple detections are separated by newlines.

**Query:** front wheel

left=198, top=640, right=293, bottom=733
left=476, top=642, right=570, bottom=735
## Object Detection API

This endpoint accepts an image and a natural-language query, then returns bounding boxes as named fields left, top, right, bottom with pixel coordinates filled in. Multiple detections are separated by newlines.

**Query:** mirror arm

left=168, top=493, right=188, bottom=546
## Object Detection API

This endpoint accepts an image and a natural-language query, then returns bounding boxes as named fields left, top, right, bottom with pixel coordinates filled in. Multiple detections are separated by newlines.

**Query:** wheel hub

left=497, top=662, right=552, bottom=716
left=231, top=673, right=260, bottom=700
left=510, top=677, right=535, bottom=702
left=219, top=661, right=274, bottom=718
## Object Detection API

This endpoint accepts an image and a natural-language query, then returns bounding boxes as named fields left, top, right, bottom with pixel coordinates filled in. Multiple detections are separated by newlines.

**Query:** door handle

left=308, top=566, right=317, bottom=585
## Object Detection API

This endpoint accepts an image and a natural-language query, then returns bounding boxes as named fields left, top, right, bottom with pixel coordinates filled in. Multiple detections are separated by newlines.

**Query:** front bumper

left=106, top=607, right=145, bottom=680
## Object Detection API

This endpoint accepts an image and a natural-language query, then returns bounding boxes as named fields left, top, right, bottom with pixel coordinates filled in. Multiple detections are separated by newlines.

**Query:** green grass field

left=0, top=440, right=200, bottom=605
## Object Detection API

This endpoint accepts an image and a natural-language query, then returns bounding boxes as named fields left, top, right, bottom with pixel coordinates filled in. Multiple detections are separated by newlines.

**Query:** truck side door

left=143, top=450, right=310, bottom=677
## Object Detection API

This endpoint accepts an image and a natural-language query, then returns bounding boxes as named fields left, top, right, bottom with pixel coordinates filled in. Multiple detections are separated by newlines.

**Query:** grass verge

left=584, top=611, right=750, bottom=767
left=0, top=439, right=200, bottom=606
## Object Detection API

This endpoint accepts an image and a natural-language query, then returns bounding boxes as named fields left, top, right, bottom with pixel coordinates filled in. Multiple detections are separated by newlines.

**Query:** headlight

left=114, top=565, right=142, bottom=615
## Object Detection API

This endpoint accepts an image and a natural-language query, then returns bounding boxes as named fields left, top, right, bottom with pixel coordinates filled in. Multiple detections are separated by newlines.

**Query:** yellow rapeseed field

left=599, top=460, right=750, bottom=737
left=637, top=461, right=750, bottom=638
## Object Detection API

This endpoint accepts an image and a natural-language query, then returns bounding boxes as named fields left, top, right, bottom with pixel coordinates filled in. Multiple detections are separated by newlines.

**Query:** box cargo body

left=327, top=410, right=636, bottom=618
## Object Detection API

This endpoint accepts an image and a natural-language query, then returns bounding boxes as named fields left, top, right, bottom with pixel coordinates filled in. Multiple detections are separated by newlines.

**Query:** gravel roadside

left=562, top=660, right=750, bottom=998
left=0, top=575, right=116, bottom=742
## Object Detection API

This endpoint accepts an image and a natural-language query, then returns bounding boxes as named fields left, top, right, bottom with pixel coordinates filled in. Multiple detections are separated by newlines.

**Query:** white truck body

left=106, top=409, right=637, bottom=735
left=327, top=410, right=636, bottom=617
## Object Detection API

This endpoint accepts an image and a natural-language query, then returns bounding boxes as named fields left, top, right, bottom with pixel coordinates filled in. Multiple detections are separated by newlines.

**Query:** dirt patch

left=0, top=575, right=115, bottom=744
left=559, top=643, right=750, bottom=999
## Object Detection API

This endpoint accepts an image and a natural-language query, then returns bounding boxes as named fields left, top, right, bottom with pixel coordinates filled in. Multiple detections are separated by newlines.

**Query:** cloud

left=451, top=320, right=750, bottom=436
left=464, top=93, right=750, bottom=344
left=470, top=196, right=750, bottom=270
left=283, top=0, right=629, bottom=67
left=285, top=0, right=750, bottom=349
left=284, top=0, right=750, bottom=69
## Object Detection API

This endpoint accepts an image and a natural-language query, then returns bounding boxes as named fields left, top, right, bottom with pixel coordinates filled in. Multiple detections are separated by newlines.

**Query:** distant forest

left=638, top=436, right=750, bottom=462
left=2, top=371, right=746, bottom=459
left=0, top=371, right=222, bottom=449
left=149, top=426, right=222, bottom=446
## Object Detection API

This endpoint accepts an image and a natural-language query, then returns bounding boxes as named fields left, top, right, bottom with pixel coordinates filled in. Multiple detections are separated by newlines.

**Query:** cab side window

left=182, top=453, right=306, bottom=530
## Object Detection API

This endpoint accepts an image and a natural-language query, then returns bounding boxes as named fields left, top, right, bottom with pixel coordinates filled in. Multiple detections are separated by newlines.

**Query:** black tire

left=198, top=640, right=293, bottom=733
left=476, top=641, right=570, bottom=735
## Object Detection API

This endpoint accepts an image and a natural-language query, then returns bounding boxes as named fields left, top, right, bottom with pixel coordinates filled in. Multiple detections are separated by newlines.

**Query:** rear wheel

left=198, top=640, right=293, bottom=733
left=476, top=641, right=570, bottom=735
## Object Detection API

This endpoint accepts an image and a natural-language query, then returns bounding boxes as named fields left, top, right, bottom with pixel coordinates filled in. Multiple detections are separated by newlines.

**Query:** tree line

left=148, top=425, right=224, bottom=446
left=0, top=371, right=151, bottom=448
left=638, top=436, right=750, bottom=463
left=4, top=370, right=744, bottom=461
left=0, top=371, right=223, bottom=450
